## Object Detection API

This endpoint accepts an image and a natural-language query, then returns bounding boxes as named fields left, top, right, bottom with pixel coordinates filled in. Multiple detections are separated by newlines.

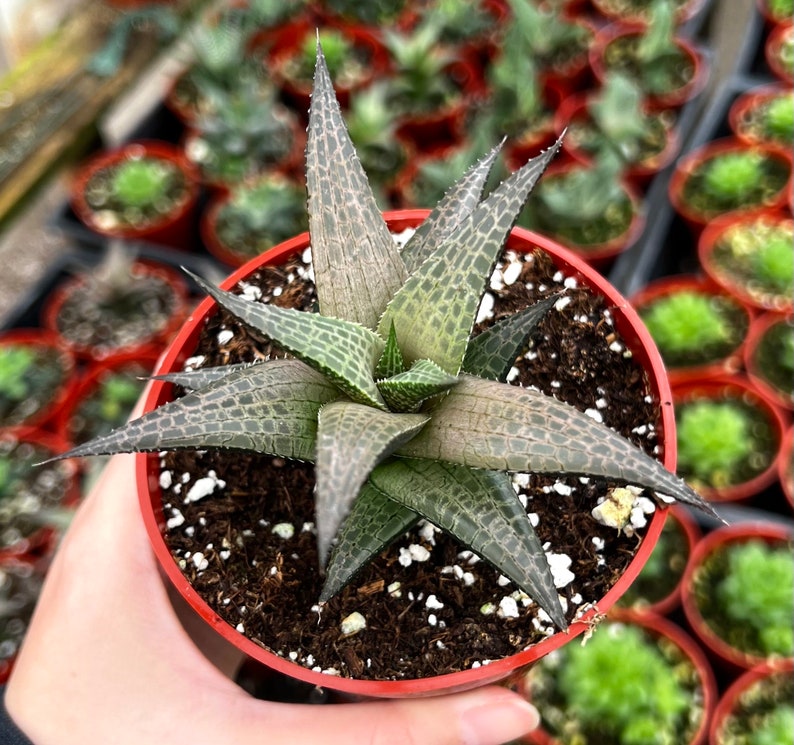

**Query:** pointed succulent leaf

left=369, top=458, right=567, bottom=629
left=315, top=401, right=429, bottom=565
left=152, top=362, right=255, bottom=390
left=320, top=483, right=419, bottom=603
left=57, top=359, right=337, bottom=463
left=378, top=138, right=562, bottom=375
left=187, top=270, right=387, bottom=410
left=306, top=41, right=407, bottom=329
left=377, top=359, right=459, bottom=412
left=398, top=374, right=719, bottom=517
left=374, top=321, right=405, bottom=380
left=462, top=294, right=559, bottom=381
left=400, top=140, right=505, bottom=273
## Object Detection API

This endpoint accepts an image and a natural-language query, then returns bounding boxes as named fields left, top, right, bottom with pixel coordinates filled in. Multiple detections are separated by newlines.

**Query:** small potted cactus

left=729, top=84, right=794, bottom=149
left=682, top=523, right=794, bottom=673
left=744, top=312, right=794, bottom=412
left=672, top=376, right=787, bottom=504
left=765, top=22, right=794, bottom=85
left=522, top=612, right=716, bottom=745
left=668, top=138, right=793, bottom=233
left=698, top=210, right=793, bottom=313
left=631, top=276, right=752, bottom=385
left=70, top=140, right=201, bottom=251
left=757, top=0, right=794, bottom=26
left=55, top=47, right=716, bottom=697
left=709, top=660, right=794, bottom=745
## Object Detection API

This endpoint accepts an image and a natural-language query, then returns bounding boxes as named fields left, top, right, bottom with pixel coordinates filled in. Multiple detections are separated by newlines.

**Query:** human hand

left=5, top=441, right=539, bottom=745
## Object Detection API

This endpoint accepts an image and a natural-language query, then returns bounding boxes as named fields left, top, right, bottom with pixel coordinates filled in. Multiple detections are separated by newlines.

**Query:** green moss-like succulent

left=763, top=93, right=794, bottom=142
left=56, top=45, right=714, bottom=629
left=748, top=704, right=794, bottom=745
left=0, top=344, right=66, bottom=427
left=110, top=159, right=172, bottom=209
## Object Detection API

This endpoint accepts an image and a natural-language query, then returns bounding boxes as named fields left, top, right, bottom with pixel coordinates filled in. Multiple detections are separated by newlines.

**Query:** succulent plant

left=56, top=47, right=715, bottom=630
left=763, top=93, right=794, bottom=143
left=109, top=159, right=173, bottom=209
left=0, top=343, right=66, bottom=427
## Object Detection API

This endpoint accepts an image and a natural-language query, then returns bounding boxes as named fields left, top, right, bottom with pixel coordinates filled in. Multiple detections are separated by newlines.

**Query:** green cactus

left=763, top=93, right=794, bottom=143
left=56, top=46, right=715, bottom=630
left=110, top=159, right=173, bottom=209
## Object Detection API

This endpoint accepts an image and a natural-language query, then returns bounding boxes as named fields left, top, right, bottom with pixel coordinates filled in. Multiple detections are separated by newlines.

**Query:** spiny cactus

left=56, top=46, right=716, bottom=630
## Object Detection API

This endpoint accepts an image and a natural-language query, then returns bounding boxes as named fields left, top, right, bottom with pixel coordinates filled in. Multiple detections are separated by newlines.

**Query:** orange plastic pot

left=728, top=83, right=794, bottom=148
left=682, top=522, right=794, bottom=674
left=765, top=22, right=794, bottom=85
left=135, top=209, right=676, bottom=698
left=672, top=375, right=787, bottom=504
left=780, top=425, right=793, bottom=509
left=743, top=312, right=794, bottom=412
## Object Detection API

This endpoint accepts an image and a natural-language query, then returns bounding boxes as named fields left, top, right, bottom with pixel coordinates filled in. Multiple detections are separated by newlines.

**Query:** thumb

left=235, top=685, right=540, bottom=745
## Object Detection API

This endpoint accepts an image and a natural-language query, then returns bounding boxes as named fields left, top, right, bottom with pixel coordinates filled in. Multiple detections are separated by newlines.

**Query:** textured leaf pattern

left=374, top=321, right=405, bottom=380
left=315, top=401, right=428, bottom=564
left=306, top=42, right=407, bottom=329
left=462, top=294, right=559, bottom=381
left=153, top=363, right=254, bottom=390
left=369, top=458, right=567, bottom=628
left=378, top=138, right=562, bottom=375
left=188, top=271, right=387, bottom=409
left=400, top=140, right=505, bottom=273
left=320, top=483, right=419, bottom=602
left=59, top=359, right=337, bottom=463
left=398, top=375, right=718, bottom=515
left=377, top=359, right=459, bottom=412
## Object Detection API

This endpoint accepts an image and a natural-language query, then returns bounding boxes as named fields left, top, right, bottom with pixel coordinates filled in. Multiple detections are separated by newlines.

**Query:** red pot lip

left=629, top=274, right=752, bottom=385
left=0, top=328, right=77, bottom=431
left=743, top=311, right=794, bottom=412
left=526, top=610, right=717, bottom=745
left=668, top=137, right=794, bottom=232
left=698, top=209, right=794, bottom=314
left=554, top=91, right=681, bottom=181
left=709, top=657, right=794, bottom=745
left=40, top=260, right=190, bottom=362
left=681, top=522, right=794, bottom=672
left=671, top=374, right=788, bottom=503
left=591, top=0, right=708, bottom=25
left=0, top=425, right=80, bottom=562
left=136, top=209, right=674, bottom=697
left=780, top=425, right=794, bottom=508
left=589, top=22, right=708, bottom=109
left=69, top=140, right=201, bottom=240
left=765, top=22, right=794, bottom=85
left=728, top=83, right=794, bottom=147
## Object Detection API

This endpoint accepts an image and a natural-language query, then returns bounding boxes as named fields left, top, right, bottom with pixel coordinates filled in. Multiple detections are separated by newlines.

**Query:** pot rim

left=135, top=209, right=674, bottom=697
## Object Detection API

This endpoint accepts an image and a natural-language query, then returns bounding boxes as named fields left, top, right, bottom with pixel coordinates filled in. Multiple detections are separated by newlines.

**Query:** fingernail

left=459, top=691, right=540, bottom=745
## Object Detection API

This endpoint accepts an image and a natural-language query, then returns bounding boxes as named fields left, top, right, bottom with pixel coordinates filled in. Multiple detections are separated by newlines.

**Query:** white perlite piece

left=216, top=329, right=234, bottom=345
left=272, top=523, right=295, bottom=539
left=502, top=260, right=522, bottom=286
left=475, top=292, right=495, bottom=324
left=159, top=470, right=173, bottom=490
left=545, top=552, right=575, bottom=588
left=497, top=596, right=520, bottom=619
left=192, top=552, right=208, bottom=571
left=340, top=612, right=367, bottom=636
left=185, top=471, right=226, bottom=503
left=166, top=509, right=185, bottom=530
left=591, top=485, right=646, bottom=532
left=425, top=594, right=444, bottom=610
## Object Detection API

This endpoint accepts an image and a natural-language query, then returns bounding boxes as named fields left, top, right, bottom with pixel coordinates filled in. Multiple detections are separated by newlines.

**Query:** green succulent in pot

left=55, top=47, right=715, bottom=677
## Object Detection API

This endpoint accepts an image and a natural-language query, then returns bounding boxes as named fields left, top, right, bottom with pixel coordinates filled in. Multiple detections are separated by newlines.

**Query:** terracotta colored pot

left=0, top=329, right=77, bottom=432
left=780, top=425, right=793, bottom=508
left=70, top=140, right=201, bottom=251
left=554, top=90, right=681, bottom=190
left=589, top=22, right=709, bottom=111
left=523, top=611, right=717, bottom=745
left=709, top=659, right=794, bottom=745
left=728, top=83, right=794, bottom=148
left=682, top=522, right=794, bottom=673
left=630, top=275, right=752, bottom=386
left=591, top=0, right=708, bottom=25
left=41, top=260, right=190, bottom=362
left=668, top=137, right=793, bottom=236
left=765, top=22, right=794, bottom=85
left=698, top=209, right=794, bottom=314
left=672, top=375, right=787, bottom=503
left=135, top=209, right=676, bottom=698
left=743, top=312, right=794, bottom=411
left=0, top=427, right=80, bottom=562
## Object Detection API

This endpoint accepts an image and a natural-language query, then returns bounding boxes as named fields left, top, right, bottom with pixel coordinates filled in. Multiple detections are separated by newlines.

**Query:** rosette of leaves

left=214, top=174, right=308, bottom=262
left=0, top=344, right=66, bottom=428
left=419, top=0, right=499, bottom=46
left=57, top=46, right=714, bottom=629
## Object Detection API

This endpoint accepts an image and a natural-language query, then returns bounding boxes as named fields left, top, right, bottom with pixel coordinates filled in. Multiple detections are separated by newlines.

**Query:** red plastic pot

left=682, top=522, right=794, bottom=673
left=672, top=375, right=787, bottom=503
left=709, top=659, right=794, bottom=745
left=780, top=425, right=793, bottom=509
left=41, top=260, right=189, bottom=362
left=0, top=328, right=77, bottom=432
left=765, top=22, right=794, bottom=85
left=536, top=14, right=597, bottom=101
left=0, top=427, right=80, bottom=562
left=554, top=91, right=681, bottom=190
left=630, top=275, right=752, bottom=386
left=728, top=83, right=794, bottom=148
left=743, top=312, right=794, bottom=412
left=70, top=141, right=201, bottom=251
left=698, top=210, right=794, bottom=314
left=589, top=22, right=709, bottom=111
left=523, top=611, right=717, bottom=745
left=136, top=209, right=676, bottom=698
left=591, top=0, right=708, bottom=25
left=668, top=138, right=793, bottom=236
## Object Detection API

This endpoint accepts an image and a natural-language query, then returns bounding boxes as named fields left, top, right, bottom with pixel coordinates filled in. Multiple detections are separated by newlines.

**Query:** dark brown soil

left=158, top=245, right=664, bottom=682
